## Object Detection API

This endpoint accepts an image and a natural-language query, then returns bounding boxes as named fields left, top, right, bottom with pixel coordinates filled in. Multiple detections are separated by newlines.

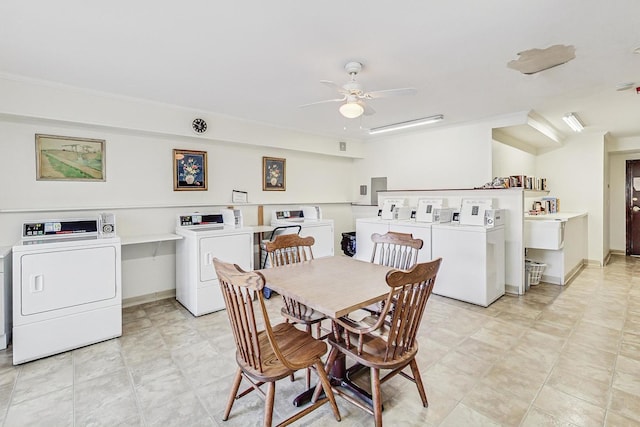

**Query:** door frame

left=625, top=159, right=640, bottom=255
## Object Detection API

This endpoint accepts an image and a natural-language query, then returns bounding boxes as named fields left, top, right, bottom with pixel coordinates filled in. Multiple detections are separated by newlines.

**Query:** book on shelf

left=541, top=197, right=559, bottom=213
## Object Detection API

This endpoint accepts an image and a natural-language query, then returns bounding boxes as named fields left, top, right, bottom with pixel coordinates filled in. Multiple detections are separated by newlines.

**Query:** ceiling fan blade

left=360, top=101, right=376, bottom=116
left=299, top=96, right=346, bottom=108
left=363, top=87, right=417, bottom=99
left=320, top=80, right=348, bottom=94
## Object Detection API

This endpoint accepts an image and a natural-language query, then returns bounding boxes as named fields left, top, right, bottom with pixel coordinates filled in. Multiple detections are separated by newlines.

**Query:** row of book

left=509, top=175, right=547, bottom=191
left=531, top=197, right=559, bottom=214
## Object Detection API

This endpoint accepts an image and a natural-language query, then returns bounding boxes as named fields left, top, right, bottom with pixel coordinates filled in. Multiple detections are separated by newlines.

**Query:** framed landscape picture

left=35, top=134, right=106, bottom=181
left=263, top=156, right=286, bottom=191
left=174, top=149, right=208, bottom=191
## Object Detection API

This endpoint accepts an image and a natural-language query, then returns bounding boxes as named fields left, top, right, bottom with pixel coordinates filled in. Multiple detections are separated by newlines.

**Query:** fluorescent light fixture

left=339, top=102, right=364, bottom=118
left=368, top=115, right=444, bottom=135
left=562, top=112, right=584, bottom=132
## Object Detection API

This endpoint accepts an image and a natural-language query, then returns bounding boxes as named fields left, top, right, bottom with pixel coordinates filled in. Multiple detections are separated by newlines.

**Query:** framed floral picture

left=173, top=149, right=207, bottom=191
left=35, top=134, right=106, bottom=181
left=263, top=156, right=286, bottom=191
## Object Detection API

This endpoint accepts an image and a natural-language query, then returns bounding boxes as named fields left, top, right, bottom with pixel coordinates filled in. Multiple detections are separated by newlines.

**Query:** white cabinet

left=176, top=228, right=253, bottom=316
left=0, top=247, right=11, bottom=349
left=524, top=218, right=565, bottom=250
left=525, top=213, right=587, bottom=285
left=431, top=224, right=505, bottom=307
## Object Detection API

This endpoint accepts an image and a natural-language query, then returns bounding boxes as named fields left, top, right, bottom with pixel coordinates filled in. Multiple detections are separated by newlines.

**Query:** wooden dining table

left=258, top=255, right=394, bottom=407
left=258, top=255, right=392, bottom=318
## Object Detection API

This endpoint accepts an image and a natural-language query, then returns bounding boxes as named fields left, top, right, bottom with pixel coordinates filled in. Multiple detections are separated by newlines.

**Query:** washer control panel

left=22, top=219, right=98, bottom=239
left=178, top=214, right=224, bottom=227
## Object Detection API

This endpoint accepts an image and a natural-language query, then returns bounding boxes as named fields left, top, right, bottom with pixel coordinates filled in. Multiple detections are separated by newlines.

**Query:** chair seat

left=327, top=329, right=418, bottom=371
left=280, top=304, right=326, bottom=325
left=238, top=322, right=328, bottom=382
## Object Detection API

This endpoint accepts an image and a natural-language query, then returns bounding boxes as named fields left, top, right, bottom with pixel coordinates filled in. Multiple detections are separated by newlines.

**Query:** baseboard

left=585, top=259, right=603, bottom=267
left=505, top=284, right=520, bottom=295
left=540, top=274, right=562, bottom=285
left=564, top=262, right=585, bottom=285
left=123, top=290, right=176, bottom=308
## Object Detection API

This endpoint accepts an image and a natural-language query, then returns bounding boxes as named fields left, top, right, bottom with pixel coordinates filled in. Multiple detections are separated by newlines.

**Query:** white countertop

left=525, top=212, right=587, bottom=221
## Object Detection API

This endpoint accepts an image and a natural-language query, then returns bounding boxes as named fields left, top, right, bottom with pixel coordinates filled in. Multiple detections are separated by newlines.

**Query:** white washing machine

left=12, top=218, right=122, bottom=365
left=270, top=207, right=334, bottom=258
left=431, top=223, right=505, bottom=307
left=175, top=213, right=253, bottom=316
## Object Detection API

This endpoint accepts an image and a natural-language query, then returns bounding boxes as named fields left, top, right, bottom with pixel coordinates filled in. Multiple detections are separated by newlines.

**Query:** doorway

left=626, top=159, right=640, bottom=255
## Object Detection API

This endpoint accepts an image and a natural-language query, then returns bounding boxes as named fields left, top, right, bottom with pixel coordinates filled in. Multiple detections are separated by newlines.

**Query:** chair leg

left=371, top=367, right=382, bottom=427
left=315, top=361, right=341, bottom=421
left=409, top=358, right=428, bottom=407
left=312, top=346, right=338, bottom=403
left=223, top=368, right=243, bottom=421
left=305, top=366, right=311, bottom=390
left=264, top=381, right=276, bottom=427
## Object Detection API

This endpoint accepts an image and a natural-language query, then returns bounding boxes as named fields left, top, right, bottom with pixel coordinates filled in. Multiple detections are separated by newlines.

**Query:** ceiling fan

left=300, top=61, right=417, bottom=119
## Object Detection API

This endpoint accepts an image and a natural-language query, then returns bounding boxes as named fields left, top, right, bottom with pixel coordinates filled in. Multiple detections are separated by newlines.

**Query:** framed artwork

left=174, top=149, right=208, bottom=191
left=263, top=156, right=286, bottom=191
left=35, top=134, right=106, bottom=181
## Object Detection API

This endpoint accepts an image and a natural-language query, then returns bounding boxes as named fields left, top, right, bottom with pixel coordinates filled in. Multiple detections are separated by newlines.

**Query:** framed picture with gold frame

left=262, top=156, right=286, bottom=191
left=173, top=149, right=207, bottom=191
left=35, top=134, right=106, bottom=181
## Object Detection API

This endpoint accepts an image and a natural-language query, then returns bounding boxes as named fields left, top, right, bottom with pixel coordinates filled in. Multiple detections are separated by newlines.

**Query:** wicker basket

left=525, top=260, right=546, bottom=286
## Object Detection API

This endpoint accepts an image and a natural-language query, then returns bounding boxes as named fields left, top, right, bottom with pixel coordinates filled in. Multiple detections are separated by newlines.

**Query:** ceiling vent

left=507, top=44, right=576, bottom=75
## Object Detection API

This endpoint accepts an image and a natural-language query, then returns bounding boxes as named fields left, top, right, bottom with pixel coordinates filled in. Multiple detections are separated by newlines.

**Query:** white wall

left=352, top=122, right=494, bottom=205
left=0, top=77, right=361, bottom=300
left=491, top=140, right=537, bottom=178
left=535, top=132, right=607, bottom=265
left=0, top=119, right=356, bottom=239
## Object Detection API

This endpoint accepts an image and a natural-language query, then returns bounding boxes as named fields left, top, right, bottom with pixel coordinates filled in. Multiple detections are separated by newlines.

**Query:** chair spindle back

left=381, top=259, right=441, bottom=361
left=370, top=232, right=423, bottom=270
left=213, top=258, right=269, bottom=373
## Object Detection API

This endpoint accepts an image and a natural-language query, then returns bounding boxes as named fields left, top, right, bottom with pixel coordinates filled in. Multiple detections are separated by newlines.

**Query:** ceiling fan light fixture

left=368, top=115, right=444, bottom=135
left=562, top=112, right=585, bottom=132
left=339, top=102, right=364, bottom=118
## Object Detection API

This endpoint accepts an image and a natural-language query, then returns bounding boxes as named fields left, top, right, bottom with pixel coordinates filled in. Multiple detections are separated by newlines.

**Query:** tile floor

left=0, top=255, right=639, bottom=426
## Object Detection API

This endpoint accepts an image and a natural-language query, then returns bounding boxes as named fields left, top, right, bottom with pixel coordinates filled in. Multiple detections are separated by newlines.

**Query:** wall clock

left=192, top=118, right=207, bottom=134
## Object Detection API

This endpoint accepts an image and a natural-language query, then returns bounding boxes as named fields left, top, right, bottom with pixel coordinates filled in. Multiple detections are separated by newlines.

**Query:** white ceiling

left=1, top=0, right=639, bottom=142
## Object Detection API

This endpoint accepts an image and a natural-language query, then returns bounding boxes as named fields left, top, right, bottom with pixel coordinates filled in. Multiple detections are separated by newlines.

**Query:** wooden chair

left=364, top=231, right=424, bottom=315
left=370, top=231, right=423, bottom=269
left=315, top=258, right=442, bottom=427
left=212, top=258, right=341, bottom=427
left=264, top=234, right=327, bottom=389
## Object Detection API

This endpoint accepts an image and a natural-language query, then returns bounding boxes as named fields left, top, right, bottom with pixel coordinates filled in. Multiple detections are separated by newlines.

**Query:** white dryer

left=270, top=208, right=334, bottom=258
left=12, top=218, right=122, bottom=365
left=175, top=213, right=253, bottom=316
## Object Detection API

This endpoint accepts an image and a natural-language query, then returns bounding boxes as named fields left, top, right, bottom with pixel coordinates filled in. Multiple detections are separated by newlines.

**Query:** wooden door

left=626, top=160, right=640, bottom=256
